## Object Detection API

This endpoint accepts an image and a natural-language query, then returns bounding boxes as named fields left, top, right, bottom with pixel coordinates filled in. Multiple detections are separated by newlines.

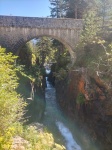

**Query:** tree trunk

left=74, top=5, right=78, bottom=19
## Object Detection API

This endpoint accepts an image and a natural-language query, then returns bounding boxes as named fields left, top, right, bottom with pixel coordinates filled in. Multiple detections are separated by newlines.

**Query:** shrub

left=0, top=47, right=26, bottom=149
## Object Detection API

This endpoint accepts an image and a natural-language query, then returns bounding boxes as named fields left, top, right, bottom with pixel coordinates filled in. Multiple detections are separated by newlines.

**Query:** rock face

left=56, top=69, right=112, bottom=150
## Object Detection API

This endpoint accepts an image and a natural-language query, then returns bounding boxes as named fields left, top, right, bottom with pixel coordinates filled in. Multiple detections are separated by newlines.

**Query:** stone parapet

left=0, top=15, right=83, bottom=29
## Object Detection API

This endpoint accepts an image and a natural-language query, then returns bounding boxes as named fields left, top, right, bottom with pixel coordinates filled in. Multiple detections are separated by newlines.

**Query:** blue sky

left=0, top=0, right=51, bottom=17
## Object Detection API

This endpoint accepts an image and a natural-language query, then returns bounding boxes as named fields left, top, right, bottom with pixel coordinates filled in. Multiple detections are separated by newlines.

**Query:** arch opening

left=18, top=36, right=72, bottom=68
left=15, top=34, right=76, bottom=65
left=17, top=35, right=74, bottom=88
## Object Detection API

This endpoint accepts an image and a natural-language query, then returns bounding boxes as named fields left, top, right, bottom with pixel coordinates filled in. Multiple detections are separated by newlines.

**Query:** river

left=42, top=76, right=99, bottom=150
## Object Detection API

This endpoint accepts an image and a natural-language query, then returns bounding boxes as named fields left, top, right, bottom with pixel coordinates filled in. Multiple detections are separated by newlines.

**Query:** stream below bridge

left=41, top=77, right=99, bottom=150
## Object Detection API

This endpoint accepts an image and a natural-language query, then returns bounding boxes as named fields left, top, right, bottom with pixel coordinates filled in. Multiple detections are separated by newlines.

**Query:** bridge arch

left=15, top=33, right=76, bottom=64
left=0, top=16, right=83, bottom=64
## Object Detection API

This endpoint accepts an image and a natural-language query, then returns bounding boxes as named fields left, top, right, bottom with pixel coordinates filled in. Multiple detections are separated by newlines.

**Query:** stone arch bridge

left=0, top=16, right=83, bottom=63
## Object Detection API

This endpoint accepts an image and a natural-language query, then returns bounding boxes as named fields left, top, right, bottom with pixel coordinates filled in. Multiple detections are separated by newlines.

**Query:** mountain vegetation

left=0, top=0, right=112, bottom=149
left=0, top=47, right=65, bottom=149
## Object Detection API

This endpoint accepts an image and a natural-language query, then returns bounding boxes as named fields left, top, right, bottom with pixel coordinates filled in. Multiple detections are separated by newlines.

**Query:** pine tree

left=66, top=0, right=87, bottom=19
left=97, top=0, right=112, bottom=28
left=49, top=0, right=67, bottom=18
left=36, top=37, right=55, bottom=66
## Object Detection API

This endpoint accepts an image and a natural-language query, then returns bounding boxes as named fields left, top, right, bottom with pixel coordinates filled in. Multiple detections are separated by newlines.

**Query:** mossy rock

left=76, top=93, right=85, bottom=104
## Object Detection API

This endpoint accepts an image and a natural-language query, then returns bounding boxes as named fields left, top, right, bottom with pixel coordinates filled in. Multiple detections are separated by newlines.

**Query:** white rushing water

left=56, top=121, right=82, bottom=150
left=45, top=75, right=82, bottom=150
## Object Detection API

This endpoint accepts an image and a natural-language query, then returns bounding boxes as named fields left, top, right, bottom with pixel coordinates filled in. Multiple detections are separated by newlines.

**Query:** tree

left=85, top=0, right=112, bottom=28
left=97, top=0, right=112, bottom=28
left=75, top=0, right=112, bottom=84
left=52, top=39, right=70, bottom=69
left=18, top=42, right=32, bottom=67
left=36, top=36, right=56, bottom=66
left=81, top=10, right=100, bottom=45
left=80, top=0, right=112, bottom=45
left=49, top=0, right=67, bottom=18
left=66, top=0, right=87, bottom=19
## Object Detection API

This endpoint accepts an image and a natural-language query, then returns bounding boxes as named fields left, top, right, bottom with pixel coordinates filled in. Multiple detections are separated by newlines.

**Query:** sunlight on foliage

left=0, top=47, right=26, bottom=149
left=0, top=47, right=65, bottom=150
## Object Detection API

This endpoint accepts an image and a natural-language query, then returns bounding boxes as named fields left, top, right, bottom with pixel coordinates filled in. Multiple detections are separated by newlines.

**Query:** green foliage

left=0, top=47, right=26, bottom=149
left=66, top=0, right=87, bottom=19
left=18, top=42, right=32, bottom=67
left=77, top=0, right=112, bottom=49
left=49, top=0, right=67, bottom=18
left=74, top=0, right=112, bottom=88
left=54, top=68, right=67, bottom=81
left=49, top=0, right=87, bottom=19
left=18, top=36, right=71, bottom=87
left=51, top=40, right=70, bottom=81
left=24, top=126, right=65, bottom=150
left=52, top=40, right=70, bottom=68
left=36, top=36, right=56, bottom=66
left=17, top=64, right=43, bottom=87
left=17, top=41, right=45, bottom=87
left=81, top=10, right=100, bottom=46
left=90, top=40, right=112, bottom=83
left=95, top=0, right=112, bottom=27
left=75, top=9, right=101, bottom=68
left=0, top=121, right=65, bottom=150
left=76, top=93, right=85, bottom=104
left=31, top=53, right=36, bottom=65
left=16, top=71, right=46, bottom=123
left=12, top=123, right=65, bottom=150
left=0, top=47, right=65, bottom=149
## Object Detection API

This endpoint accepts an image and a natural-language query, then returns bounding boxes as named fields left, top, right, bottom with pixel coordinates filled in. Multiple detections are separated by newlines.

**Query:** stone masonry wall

left=0, top=15, right=83, bottom=29
left=0, top=16, right=83, bottom=64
